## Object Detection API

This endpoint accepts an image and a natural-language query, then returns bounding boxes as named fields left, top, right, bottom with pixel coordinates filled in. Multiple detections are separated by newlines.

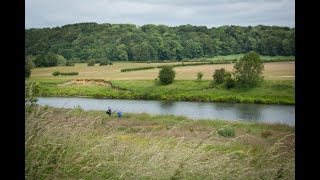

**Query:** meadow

left=30, top=61, right=294, bottom=81
left=25, top=105, right=295, bottom=179
left=26, top=59, right=295, bottom=178
left=27, top=61, right=295, bottom=104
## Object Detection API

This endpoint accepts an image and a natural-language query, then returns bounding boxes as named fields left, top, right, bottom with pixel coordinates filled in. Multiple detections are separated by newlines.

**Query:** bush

left=52, top=71, right=79, bottom=76
left=52, top=71, right=60, bottom=76
left=158, top=66, right=175, bottom=84
left=87, top=60, right=95, bottom=66
left=225, top=76, right=236, bottom=89
left=217, top=126, right=235, bottom=137
left=99, top=60, right=113, bottom=66
left=121, top=66, right=156, bottom=72
left=66, top=61, right=75, bottom=66
left=60, top=72, right=79, bottom=76
left=197, top=72, right=204, bottom=80
left=213, top=68, right=228, bottom=83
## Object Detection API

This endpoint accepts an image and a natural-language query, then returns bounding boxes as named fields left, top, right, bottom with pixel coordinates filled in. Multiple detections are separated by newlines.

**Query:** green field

left=27, top=60, right=295, bottom=104
left=27, top=79, right=294, bottom=104
left=26, top=105, right=295, bottom=179
left=26, top=56, right=295, bottom=178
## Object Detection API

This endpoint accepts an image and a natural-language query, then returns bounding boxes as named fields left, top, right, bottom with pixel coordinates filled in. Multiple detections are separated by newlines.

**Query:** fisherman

left=117, top=109, right=122, bottom=118
left=106, top=107, right=112, bottom=116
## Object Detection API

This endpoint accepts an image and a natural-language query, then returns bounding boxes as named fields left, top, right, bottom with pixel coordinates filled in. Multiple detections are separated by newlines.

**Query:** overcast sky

left=25, top=0, right=295, bottom=29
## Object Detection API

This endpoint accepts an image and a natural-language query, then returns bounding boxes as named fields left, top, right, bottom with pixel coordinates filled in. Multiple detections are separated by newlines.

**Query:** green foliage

left=25, top=57, right=33, bottom=78
left=52, top=71, right=61, bottom=76
left=87, top=60, right=95, bottom=66
left=197, top=72, right=204, bottom=80
left=33, top=80, right=295, bottom=105
left=52, top=71, right=79, bottom=76
left=33, top=52, right=59, bottom=67
left=56, top=55, right=67, bottom=66
left=25, top=81, right=40, bottom=105
left=121, top=66, right=156, bottom=72
left=158, top=66, right=176, bottom=84
left=218, top=126, right=235, bottom=137
left=99, top=60, right=110, bottom=66
left=234, top=51, right=264, bottom=87
left=60, top=72, right=79, bottom=76
left=213, top=68, right=229, bottom=84
left=225, top=76, right=236, bottom=89
left=26, top=23, right=295, bottom=62
left=66, top=60, right=75, bottom=66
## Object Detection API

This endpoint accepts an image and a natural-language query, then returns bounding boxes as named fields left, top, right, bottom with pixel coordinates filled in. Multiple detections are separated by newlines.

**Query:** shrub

left=87, top=60, right=95, bottom=66
left=60, top=72, right=79, bottom=76
left=52, top=71, right=60, bottom=76
left=197, top=72, right=204, bottom=80
left=99, top=59, right=113, bottom=66
left=121, top=66, right=156, bottom=72
left=158, top=66, right=175, bottom=84
left=225, top=76, right=236, bottom=89
left=52, top=71, right=79, bottom=76
left=217, top=126, right=235, bottom=137
left=66, top=61, right=75, bottom=66
left=213, top=68, right=228, bottom=83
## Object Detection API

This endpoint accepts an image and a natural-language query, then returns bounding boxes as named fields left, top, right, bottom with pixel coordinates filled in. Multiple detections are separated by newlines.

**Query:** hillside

left=26, top=23, right=295, bottom=62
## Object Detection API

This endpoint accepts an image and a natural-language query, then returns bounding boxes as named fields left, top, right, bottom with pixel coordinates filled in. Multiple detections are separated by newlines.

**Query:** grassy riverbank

left=26, top=105, right=294, bottom=179
left=27, top=79, right=294, bottom=104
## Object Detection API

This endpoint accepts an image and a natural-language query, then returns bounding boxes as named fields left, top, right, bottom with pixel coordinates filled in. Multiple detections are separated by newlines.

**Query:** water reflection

left=234, top=104, right=263, bottom=122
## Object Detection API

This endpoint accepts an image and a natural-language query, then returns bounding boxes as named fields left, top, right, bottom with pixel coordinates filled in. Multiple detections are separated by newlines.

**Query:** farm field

left=30, top=61, right=295, bottom=81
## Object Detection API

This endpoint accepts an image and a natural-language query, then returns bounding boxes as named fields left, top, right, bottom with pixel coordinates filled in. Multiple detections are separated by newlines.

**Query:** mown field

left=30, top=61, right=294, bottom=81
left=26, top=105, right=295, bottom=179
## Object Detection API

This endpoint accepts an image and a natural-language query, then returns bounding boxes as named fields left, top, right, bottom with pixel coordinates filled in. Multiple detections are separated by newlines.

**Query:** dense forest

left=25, top=22, right=295, bottom=66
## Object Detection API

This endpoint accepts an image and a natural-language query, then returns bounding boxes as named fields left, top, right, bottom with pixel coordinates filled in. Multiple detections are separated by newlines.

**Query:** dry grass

left=30, top=61, right=294, bottom=81
left=26, top=105, right=295, bottom=179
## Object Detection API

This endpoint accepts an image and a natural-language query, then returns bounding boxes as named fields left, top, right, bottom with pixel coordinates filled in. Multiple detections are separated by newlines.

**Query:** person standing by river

left=117, top=109, right=122, bottom=118
left=106, top=107, right=112, bottom=116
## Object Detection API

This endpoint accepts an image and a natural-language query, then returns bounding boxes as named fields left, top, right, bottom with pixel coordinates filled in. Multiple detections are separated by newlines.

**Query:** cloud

left=25, top=0, right=295, bottom=28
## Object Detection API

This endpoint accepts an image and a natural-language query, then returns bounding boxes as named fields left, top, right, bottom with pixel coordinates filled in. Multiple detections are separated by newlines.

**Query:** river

left=37, top=97, right=295, bottom=126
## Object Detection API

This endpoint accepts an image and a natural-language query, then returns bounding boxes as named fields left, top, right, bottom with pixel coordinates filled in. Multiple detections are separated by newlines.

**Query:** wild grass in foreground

left=26, top=105, right=295, bottom=179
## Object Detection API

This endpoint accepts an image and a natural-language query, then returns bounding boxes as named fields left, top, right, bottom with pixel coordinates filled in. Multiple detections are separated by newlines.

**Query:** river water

left=37, top=97, right=295, bottom=126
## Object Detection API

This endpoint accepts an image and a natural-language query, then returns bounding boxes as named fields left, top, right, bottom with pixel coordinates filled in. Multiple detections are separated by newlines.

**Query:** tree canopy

left=234, top=51, right=264, bottom=87
left=26, top=23, right=295, bottom=63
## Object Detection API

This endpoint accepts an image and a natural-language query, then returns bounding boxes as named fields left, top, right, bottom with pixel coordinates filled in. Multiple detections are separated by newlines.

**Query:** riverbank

left=27, top=79, right=295, bottom=105
left=26, top=105, right=294, bottom=179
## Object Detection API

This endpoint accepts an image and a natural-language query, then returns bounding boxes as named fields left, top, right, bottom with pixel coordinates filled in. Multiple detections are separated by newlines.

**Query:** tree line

left=26, top=22, right=295, bottom=66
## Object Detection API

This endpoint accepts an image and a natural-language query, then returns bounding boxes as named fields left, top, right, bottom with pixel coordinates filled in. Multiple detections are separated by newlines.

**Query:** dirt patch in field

left=58, top=79, right=128, bottom=92
left=59, top=79, right=112, bottom=86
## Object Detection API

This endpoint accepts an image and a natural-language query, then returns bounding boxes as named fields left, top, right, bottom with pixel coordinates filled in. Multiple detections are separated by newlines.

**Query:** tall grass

left=26, top=105, right=295, bottom=179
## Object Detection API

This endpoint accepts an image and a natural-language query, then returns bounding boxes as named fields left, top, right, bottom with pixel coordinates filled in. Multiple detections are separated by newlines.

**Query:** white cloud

left=25, top=0, right=295, bottom=28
